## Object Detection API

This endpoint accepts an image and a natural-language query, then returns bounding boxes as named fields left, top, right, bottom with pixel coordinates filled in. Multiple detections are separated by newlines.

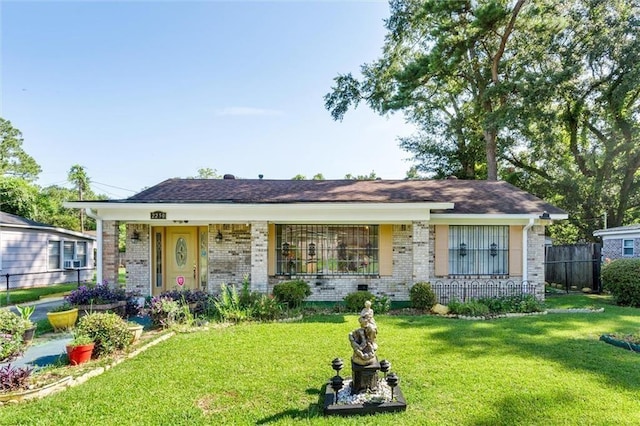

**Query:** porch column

left=412, top=221, right=430, bottom=282
left=102, top=220, right=120, bottom=287
left=250, top=221, right=269, bottom=293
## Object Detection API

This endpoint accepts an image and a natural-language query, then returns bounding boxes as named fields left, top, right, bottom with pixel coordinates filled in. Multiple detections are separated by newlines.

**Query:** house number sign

left=150, top=211, right=167, bottom=220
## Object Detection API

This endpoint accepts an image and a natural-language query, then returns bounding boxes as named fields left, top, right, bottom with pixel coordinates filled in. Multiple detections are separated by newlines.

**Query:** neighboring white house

left=593, top=225, right=640, bottom=261
left=65, top=177, right=567, bottom=302
left=0, top=212, right=96, bottom=288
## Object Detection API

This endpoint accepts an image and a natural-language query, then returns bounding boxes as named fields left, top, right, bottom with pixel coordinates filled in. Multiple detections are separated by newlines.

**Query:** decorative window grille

left=623, top=239, right=634, bottom=256
left=276, top=225, right=379, bottom=275
left=449, top=226, right=509, bottom=275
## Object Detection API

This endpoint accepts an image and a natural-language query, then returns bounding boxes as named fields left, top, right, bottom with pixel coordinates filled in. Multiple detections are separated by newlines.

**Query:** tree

left=0, top=118, right=41, bottom=181
left=192, top=168, right=221, bottom=179
left=0, top=177, right=40, bottom=218
left=68, top=164, right=90, bottom=232
left=506, top=0, right=640, bottom=239
left=325, top=0, right=555, bottom=180
left=344, top=171, right=379, bottom=180
left=291, top=174, right=306, bottom=180
left=312, top=173, right=325, bottom=180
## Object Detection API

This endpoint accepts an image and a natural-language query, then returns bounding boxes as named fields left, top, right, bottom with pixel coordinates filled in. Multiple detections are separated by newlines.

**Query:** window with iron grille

left=276, top=225, right=379, bottom=275
left=449, top=225, right=509, bottom=275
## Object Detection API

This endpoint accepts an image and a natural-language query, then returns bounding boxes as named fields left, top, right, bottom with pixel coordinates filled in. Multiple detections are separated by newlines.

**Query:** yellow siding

left=509, top=225, right=523, bottom=276
left=267, top=223, right=276, bottom=276
left=379, top=224, right=393, bottom=276
left=434, top=225, right=449, bottom=277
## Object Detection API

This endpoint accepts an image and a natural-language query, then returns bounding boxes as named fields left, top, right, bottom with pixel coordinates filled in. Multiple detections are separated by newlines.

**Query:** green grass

left=1, top=294, right=640, bottom=425
left=0, top=283, right=79, bottom=307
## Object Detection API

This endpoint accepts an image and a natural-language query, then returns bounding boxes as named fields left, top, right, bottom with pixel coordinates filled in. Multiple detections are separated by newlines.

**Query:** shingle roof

left=0, top=211, right=54, bottom=227
left=126, top=178, right=565, bottom=215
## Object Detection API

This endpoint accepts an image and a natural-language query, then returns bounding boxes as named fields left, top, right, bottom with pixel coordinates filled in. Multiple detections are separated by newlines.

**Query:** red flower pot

left=66, top=343, right=95, bottom=365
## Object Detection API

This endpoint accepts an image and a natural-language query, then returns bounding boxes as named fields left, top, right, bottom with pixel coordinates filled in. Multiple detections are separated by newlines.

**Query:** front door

left=166, top=227, right=198, bottom=291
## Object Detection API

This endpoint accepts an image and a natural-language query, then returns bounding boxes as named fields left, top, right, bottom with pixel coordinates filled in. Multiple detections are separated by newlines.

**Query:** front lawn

left=1, top=295, right=639, bottom=425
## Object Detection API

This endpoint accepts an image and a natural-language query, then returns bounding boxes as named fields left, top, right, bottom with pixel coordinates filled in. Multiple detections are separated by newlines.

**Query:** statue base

left=350, top=359, right=380, bottom=394
left=323, top=377, right=407, bottom=416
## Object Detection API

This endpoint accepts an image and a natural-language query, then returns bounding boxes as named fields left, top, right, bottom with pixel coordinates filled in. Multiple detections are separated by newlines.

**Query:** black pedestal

left=351, top=360, right=380, bottom=394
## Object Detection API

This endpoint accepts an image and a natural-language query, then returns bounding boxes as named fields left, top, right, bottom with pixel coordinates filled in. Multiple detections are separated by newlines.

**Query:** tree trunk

left=484, top=129, right=498, bottom=180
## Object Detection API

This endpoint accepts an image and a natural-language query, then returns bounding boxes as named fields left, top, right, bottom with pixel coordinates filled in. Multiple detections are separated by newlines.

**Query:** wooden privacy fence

left=544, top=243, right=602, bottom=292
left=431, top=280, right=542, bottom=304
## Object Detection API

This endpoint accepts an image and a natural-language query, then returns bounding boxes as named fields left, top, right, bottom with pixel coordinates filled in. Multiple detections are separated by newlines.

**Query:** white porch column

left=250, top=221, right=269, bottom=293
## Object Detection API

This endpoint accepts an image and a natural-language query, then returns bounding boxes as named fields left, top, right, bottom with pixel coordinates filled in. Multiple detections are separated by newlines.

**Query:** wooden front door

left=166, top=227, right=198, bottom=291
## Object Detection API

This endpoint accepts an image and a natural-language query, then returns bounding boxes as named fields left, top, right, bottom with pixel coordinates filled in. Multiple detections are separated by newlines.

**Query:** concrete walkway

left=2, top=297, right=71, bottom=369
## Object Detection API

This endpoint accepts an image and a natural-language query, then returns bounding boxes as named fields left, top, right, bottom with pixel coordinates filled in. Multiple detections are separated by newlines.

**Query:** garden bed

left=600, top=334, right=640, bottom=353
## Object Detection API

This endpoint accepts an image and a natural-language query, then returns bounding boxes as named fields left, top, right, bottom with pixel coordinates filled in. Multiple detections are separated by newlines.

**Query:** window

left=623, top=239, right=634, bottom=256
left=63, top=241, right=76, bottom=266
left=48, top=241, right=60, bottom=270
left=449, top=226, right=509, bottom=275
left=76, top=242, right=87, bottom=267
left=276, top=225, right=379, bottom=275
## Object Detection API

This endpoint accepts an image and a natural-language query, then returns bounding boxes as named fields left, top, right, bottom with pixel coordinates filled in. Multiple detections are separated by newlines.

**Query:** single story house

left=65, top=177, right=566, bottom=302
left=0, top=211, right=96, bottom=288
left=593, top=225, right=640, bottom=261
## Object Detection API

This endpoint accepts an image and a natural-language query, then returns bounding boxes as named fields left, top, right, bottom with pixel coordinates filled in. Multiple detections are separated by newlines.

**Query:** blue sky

left=1, top=1, right=416, bottom=199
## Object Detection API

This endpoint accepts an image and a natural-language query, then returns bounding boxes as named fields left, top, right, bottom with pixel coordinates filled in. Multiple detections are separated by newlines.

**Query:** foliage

left=49, top=302, right=75, bottom=313
left=410, top=282, right=437, bottom=310
left=212, top=283, right=250, bottom=323
left=343, top=291, right=375, bottom=312
left=372, top=294, right=391, bottom=314
left=252, top=294, right=284, bottom=321
left=149, top=297, right=183, bottom=328
left=272, top=279, right=311, bottom=309
left=0, top=333, right=24, bottom=363
left=75, top=312, right=131, bottom=358
left=0, top=309, right=27, bottom=336
left=0, top=177, right=41, bottom=219
left=66, top=282, right=126, bottom=306
left=68, top=334, right=94, bottom=348
left=3, top=295, right=640, bottom=424
left=447, top=295, right=544, bottom=316
left=0, top=364, right=33, bottom=392
left=0, top=118, right=41, bottom=180
left=602, top=258, right=640, bottom=307
left=158, top=288, right=210, bottom=305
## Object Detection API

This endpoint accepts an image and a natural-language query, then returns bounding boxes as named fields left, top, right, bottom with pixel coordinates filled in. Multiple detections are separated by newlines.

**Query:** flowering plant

left=66, top=281, right=127, bottom=306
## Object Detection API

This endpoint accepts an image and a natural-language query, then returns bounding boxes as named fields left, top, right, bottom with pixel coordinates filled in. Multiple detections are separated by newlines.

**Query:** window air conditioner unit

left=64, top=260, right=82, bottom=269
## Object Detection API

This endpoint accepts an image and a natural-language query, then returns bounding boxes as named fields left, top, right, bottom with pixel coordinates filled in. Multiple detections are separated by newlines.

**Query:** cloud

left=215, top=107, right=286, bottom=117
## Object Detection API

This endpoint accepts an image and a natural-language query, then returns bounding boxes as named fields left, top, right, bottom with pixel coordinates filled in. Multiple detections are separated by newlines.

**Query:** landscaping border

left=0, top=332, right=174, bottom=405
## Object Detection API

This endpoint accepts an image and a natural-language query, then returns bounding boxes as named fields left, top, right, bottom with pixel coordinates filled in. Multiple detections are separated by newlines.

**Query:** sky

left=0, top=0, right=418, bottom=199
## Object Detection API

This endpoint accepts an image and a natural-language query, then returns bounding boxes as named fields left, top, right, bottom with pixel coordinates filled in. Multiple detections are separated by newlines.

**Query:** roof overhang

left=64, top=201, right=455, bottom=224
left=0, top=222, right=97, bottom=240
left=594, top=227, right=640, bottom=238
left=430, top=213, right=568, bottom=225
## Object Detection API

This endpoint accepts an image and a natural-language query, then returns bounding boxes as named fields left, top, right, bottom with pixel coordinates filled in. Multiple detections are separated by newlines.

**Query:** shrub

left=0, top=310, right=26, bottom=336
left=66, top=281, right=126, bottom=306
left=0, top=364, right=33, bottom=392
left=344, top=291, right=376, bottom=312
left=410, top=282, right=437, bottom=310
left=213, top=283, right=250, bottom=323
left=454, top=299, right=490, bottom=316
left=0, top=334, right=24, bottom=363
left=372, top=295, right=391, bottom=314
left=149, top=297, right=183, bottom=328
left=602, top=258, right=640, bottom=307
left=253, top=294, right=284, bottom=321
left=272, top=279, right=311, bottom=309
left=75, top=312, right=131, bottom=358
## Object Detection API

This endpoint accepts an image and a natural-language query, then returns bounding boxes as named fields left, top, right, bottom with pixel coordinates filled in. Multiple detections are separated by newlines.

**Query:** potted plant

left=127, top=321, right=144, bottom=343
left=66, top=334, right=94, bottom=365
left=15, top=305, right=36, bottom=344
left=46, top=303, right=79, bottom=332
